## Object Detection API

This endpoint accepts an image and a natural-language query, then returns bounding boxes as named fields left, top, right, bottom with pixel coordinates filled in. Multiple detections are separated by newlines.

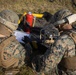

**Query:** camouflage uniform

left=0, top=32, right=25, bottom=68
left=32, top=9, right=76, bottom=75
left=0, top=10, right=27, bottom=73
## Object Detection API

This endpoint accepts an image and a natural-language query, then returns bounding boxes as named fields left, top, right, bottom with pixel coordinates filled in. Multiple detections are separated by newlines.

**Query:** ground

left=0, top=0, right=76, bottom=15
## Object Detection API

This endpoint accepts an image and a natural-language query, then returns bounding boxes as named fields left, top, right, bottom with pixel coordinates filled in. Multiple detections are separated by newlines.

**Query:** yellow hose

left=18, top=12, right=43, bottom=24
left=33, top=13, right=43, bottom=18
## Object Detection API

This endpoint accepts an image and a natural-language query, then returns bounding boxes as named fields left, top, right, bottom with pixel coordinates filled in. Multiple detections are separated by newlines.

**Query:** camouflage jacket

left=0, top=35, right=26, bottom=69
left=32, top=30, right=76, bottom=75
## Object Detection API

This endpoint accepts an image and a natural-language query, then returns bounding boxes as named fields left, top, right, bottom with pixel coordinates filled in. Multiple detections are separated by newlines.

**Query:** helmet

left=0, top=10, right=19, bottom=30
left=52, top=9, right=72, bottom=23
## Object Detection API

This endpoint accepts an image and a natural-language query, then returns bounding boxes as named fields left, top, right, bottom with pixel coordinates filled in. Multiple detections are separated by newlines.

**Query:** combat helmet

left=0, top=10, right=19, bottom=31
left=53, top=9, right=72, bottom=23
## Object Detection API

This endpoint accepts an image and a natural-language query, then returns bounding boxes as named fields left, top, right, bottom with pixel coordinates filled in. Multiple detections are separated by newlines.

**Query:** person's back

left=0, top=10, right=26, bottom=75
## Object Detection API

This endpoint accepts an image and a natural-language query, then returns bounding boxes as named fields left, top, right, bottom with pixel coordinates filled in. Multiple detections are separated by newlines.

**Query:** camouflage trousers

left=31, top=55, right=59, bottom=75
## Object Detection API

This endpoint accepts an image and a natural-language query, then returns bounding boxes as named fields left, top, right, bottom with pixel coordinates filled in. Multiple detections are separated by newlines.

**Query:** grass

left=0, top=0, right=76, bottom=14
left=0, top=0, right=76, bottom=75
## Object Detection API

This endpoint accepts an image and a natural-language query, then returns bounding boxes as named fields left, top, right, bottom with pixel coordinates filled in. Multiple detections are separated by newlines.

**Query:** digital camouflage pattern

left=0, top=10, right=19, bottom=25
left=32, top=30, right=76, bottom=75
left=0, top=36, right=26, bottom=68
left=0, top=10, right=19, bottom=31
left=31, top=9, right=76, bottom=75
left=0, top=10, right=28, bottom=75
left=51, top=9, right=72, bottom=24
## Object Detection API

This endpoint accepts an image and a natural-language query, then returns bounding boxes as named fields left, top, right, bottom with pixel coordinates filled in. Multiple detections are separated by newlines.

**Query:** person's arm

left=41, top=35, right=68, bottom=73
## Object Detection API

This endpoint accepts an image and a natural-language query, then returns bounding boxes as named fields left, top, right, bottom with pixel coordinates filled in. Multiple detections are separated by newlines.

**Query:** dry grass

left=0, top=0, right=76, bottom=15
left=0, top=0, right=76, bottom=75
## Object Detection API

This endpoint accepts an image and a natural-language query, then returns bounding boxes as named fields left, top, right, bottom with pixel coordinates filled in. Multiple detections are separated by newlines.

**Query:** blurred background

left=0, top=0, right=76, bottom=15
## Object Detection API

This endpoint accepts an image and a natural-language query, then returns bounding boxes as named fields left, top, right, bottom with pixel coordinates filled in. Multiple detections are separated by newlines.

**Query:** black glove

left=43, top=12, right=53, bottom=22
